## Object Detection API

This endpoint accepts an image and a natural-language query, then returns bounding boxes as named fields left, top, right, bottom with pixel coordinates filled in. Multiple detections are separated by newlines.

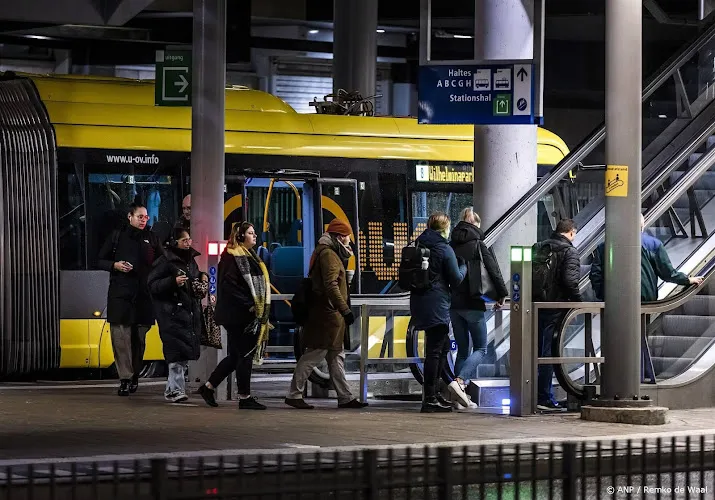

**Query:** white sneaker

left=165, top=391, right=188, bottom=403
left=448, top=380, right=471, bottom=407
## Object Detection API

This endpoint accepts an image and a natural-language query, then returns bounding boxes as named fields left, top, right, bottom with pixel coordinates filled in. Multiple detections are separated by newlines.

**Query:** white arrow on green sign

left=155, top=50, right=192, bottom=107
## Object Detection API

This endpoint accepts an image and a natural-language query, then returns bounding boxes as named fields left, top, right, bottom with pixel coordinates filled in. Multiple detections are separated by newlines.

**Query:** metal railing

left=2, top=434, right=714, bottom=499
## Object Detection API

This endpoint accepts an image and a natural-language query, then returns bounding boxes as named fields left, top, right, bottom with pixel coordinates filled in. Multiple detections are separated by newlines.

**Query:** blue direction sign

left=418, top=63, right=536, bottom=125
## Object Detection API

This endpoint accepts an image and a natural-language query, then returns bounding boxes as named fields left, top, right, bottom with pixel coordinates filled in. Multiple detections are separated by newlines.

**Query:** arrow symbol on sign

left=174, top=74, right=189, bottom=93
left=517, top=67, right=528, bottom=82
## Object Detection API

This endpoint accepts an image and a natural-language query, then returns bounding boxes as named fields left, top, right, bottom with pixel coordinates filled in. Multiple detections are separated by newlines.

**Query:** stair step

left=647, top=335, right=714, bottom=359
left=661, top=315, right=715, bottom=337
left=671, top=295, right=715, bottom=316
left=651, top=356, right=694, bottom=378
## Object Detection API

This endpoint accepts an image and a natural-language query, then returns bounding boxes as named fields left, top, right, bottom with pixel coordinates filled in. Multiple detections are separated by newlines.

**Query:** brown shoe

left=285, top=397, right=314, bottom=409
left=338, top=399, right=369, bottom=409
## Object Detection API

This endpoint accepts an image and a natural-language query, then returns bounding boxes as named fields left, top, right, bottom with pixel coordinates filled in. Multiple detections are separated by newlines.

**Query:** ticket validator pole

left=509, top=246, right=535, bottom=416
left=206, top=240, right=231, bottom=401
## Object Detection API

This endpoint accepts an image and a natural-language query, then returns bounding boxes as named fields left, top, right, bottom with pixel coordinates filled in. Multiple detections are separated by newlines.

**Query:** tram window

left=58, top=162, right=86, bottom=270
left=411, top=191, right=473, bottom=231
left=84, top=167, right=180, bottom=268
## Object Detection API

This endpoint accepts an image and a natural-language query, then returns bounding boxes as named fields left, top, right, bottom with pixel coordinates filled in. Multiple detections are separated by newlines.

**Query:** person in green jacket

left=590, top=214, right=704, bottom=302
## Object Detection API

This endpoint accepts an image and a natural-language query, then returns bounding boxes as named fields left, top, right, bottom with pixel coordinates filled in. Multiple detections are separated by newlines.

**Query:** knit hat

left=327, top=218, right=352, bottom=237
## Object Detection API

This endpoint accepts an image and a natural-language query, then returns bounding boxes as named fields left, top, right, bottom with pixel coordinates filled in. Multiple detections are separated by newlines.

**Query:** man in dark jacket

left=590, top=214, right=703, bottom=301
left=533, top=218, right=582, bottom=410
left=409, top=213, right=469, bottom=413
left=449, top=208, right=508, bottom=403
left=97, top=203, right=164, bottom=396
left=174, top=194, right=191, bottom=231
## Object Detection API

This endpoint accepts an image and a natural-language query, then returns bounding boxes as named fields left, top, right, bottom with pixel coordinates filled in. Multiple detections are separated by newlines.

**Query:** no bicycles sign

left=605, top=164, right=628, bottom=197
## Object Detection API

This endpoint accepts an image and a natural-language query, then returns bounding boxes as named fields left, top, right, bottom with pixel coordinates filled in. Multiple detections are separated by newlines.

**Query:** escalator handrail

left=483, top=15, right=715, bottom=250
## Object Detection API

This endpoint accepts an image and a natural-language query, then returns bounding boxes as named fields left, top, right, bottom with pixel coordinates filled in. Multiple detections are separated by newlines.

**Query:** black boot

left=436, top=393, right=452, bottom=408
left=118, top=380, right=130, bottom=397
left=129, top=375, right=139, bottom=394
left=421, top=396, right=452, bottom=413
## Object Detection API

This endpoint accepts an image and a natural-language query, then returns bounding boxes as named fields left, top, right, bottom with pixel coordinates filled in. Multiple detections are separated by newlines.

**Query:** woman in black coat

left=147, top=227, right=206, bottom=402
left=449, top=207, right=508, bottom=407
left=97, top=203, right=164, bottom=396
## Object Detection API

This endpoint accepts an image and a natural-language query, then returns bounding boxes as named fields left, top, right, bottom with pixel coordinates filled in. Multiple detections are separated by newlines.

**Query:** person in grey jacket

left=409, top=212, right=468, bottom=413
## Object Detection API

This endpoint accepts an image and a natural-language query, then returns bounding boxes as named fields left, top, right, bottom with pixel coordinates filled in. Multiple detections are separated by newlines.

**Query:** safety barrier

left=2, top=434, right=714, bottom=498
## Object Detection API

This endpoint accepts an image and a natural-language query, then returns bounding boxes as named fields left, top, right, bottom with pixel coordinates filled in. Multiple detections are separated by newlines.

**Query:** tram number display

left=415, top=163, right=473, bottom=183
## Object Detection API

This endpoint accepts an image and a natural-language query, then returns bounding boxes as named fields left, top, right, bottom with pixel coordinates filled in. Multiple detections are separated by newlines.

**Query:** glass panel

left=85, top=167, right=180, bottom=269
left=58, top=162, right=86, bottom=270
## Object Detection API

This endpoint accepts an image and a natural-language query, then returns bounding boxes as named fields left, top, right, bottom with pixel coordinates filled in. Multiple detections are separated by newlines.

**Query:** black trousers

left=423, top=324, right=450, bottom=400
left=207, top=326, right=256, bottom=395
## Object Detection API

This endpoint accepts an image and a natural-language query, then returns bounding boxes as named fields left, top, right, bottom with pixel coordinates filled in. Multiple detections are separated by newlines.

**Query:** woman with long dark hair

left=196, top=222, right=272, bottom=410
left=147, top=227, right=206, bottom=402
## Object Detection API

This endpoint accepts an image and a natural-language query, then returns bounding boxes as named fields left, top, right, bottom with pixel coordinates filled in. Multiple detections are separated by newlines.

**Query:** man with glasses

left=98, top=203, right=165, bottom=396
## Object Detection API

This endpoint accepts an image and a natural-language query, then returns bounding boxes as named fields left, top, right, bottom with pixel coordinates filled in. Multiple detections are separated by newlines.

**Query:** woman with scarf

left=147, top=228, right=206, bottom=402
left=285, top=219, right=368, bottom=410
left=196, top=221, right=271, bottom=410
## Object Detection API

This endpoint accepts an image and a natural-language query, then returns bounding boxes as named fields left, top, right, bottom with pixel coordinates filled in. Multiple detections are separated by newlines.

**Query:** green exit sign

left=493, top=94, right=511, bottom=116
left=155, top=50, right=192, bottom=106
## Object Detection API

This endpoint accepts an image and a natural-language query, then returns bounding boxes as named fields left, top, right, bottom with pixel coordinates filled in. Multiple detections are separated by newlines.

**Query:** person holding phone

left=97, top=202, right=164, bottom=396
left=147, top=228, right=204, bottom=402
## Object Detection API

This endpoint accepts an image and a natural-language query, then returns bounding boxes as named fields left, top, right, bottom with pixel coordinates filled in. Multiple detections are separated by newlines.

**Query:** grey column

left=332, top=0, right=378, bottom=98
left=190, top=0, right=227, bottom=386
left=602, top=0, right=642, bottom=401
left=473, top=0, right=537, bottom=274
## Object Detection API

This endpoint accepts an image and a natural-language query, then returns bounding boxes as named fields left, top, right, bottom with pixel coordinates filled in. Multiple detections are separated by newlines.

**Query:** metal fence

left=2, top=434, right=714, bottom=499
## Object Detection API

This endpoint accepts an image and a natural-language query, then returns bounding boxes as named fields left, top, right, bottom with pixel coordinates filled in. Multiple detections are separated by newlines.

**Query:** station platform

left=1, top=374, right=714, bottom=463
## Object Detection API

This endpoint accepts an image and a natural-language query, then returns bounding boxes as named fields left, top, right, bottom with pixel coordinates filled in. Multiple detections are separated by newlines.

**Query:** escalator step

left=661, top=315, right=715, bottom=337
left=671, top=295, right=715, bottom=316
left=699, top=280, right=715, bottom=296
left=651, top=356, right=694, bottom=378
left=648, top=335, right=715, bottom=359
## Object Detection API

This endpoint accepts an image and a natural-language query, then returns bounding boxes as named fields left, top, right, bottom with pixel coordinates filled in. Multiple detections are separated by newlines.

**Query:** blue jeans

left=165, top=361, right=188, bottom=396
left=537, top=310, right=564, bottom=404
left=450, top=309, right=487, bottom=382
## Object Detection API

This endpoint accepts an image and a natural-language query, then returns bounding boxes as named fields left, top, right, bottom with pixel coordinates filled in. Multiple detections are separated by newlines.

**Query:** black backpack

left=291, top=250, right=322, bottom=326
left=531, top=241, right=560, bottom=301
left=398, top=241, right=437, bottom=293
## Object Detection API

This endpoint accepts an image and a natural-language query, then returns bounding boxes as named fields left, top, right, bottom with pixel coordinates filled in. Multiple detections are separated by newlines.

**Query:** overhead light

left=453, top=34, right=473, bottom=39
left=376, top=29, right=385, bottom=33
left=25, top=35, right=51, bottom=40
left=308, top=29, right=319, bottom=34
left=658, top=114, right=667, bottom=118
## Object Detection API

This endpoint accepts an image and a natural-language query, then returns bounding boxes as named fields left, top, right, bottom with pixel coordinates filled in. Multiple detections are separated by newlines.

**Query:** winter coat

left=147, top=247, right=202, bottom=363
left=97, top=225, right=164, bottom=325
left=409, top=228, right=467, bottom=330
left=534, top=232, right=583, bottom=302
left=303, top=233, right=352, bottom=351
left=449, top=221, right=508, bottom=311
left=213, top=248, right=258, bottom=329
left=590, top=233, right=691, bottom=302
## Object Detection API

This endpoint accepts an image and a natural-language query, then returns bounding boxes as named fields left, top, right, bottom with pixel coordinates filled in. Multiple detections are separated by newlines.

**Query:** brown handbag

left=200, top=303, right=222, bottom=349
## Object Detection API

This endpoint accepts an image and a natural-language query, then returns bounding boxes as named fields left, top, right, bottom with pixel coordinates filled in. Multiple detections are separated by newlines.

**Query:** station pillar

left=189, top=0, right=227, bottom=388
left=601, top=0, right=642, bottom=402
left=472, top=0, right=538, bottom=274
left=332, top=0, right=378, bottom=98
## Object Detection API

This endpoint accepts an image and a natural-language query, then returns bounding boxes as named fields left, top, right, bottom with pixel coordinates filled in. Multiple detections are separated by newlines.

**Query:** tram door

left=233, top=176, right=360, bottom=363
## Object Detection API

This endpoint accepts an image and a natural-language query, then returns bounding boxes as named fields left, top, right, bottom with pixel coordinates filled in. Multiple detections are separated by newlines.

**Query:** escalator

left=555, top=247, right=715, bottom=409
left=401, top=11, right=715, bottom=401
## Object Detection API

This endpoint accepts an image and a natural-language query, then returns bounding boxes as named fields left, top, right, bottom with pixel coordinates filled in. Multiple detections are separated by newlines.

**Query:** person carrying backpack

left=449, top=208, right=508, bottom=407
left=531, top=218, right=582, bottom=410
left=285, top=219, right=368, bottom=410
left=405, top=212, right=468, bottom=413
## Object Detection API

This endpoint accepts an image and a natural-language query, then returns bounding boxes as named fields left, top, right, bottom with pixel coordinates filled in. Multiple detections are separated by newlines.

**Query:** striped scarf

left=227, top=244, right=272, bottom=364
